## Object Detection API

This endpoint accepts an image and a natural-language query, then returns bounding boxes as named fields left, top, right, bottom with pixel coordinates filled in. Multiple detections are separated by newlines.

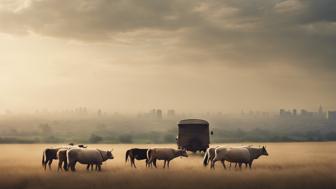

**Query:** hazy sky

left=0, top=0, right=335, bottom=113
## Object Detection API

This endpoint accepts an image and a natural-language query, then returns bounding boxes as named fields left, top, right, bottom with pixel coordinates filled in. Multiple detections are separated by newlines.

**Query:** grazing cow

left=203, top=147, right=217, bottom=167
left=211, top=146, right=268, bottom=169
left=147, top=148, right=188, bottom=168
left=125, top=148, right=156, bottom=168
left=67, top=148, right=113, bottom=171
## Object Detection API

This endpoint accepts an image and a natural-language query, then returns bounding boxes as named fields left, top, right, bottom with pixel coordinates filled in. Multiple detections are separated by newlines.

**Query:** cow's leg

left=163, top=160, right=166, bottom=168
left=48, top=159, right=53, bottom=170
left=97, top=164, right=101, bottom=171
left=238, top=163, right=242, bottom=170
left=221, top=160, right=226, bottom=169
left=211, top=159, right=217, bottom=169
left=148, top=157, right=156, bottom=168
left=45, top=159, right=49, bottom=170
left=73, top=163, right=77, bottom=172
left=43, top=159, right=47, bottom=170
left=167, top=160, right=170, bottom=168
left=70, top=162, right=76, bottom=172
left=147, top=160, right=151, bottom=168
left=132, top=158, right=136, bottom=168
left=70, top=161, right=76, bottom=172
left=64, top=159, right=68, bottom=171
left=58, top=160, right=62, bottom=171
left=86, top=164, right=90, bottom=171
left=147, top=158, right=152, bottom=168
left=248, top=162, right=252, bottom=169
left=149, top=159, right=154, bottom=168
left=153, top=159, right=157, bottom=168
left=146, top=159, right=153, bottom=167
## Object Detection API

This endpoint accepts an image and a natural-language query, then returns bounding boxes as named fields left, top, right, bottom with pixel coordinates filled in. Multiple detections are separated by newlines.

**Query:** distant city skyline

left=1, top=105, right=335, bottom=116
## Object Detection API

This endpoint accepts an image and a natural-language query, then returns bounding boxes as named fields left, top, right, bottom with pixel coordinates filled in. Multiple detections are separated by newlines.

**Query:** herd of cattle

left=41, top=144, right=268, bottom=171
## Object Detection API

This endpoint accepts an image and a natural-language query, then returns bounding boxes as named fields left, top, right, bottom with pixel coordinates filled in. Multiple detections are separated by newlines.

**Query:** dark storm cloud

left=0, top=0, right=203, bottom=39
left=0, top=0, right=335, bottom=71
left=302, top=0, right=336, bottom=23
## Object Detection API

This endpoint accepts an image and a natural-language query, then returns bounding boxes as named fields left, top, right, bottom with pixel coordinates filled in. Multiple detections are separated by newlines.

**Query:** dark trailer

left=177, top=119, right=210, bottom=153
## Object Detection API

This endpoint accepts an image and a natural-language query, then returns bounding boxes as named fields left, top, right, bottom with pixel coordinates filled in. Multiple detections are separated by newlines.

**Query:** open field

left=0, top=142, right=335, bottom=189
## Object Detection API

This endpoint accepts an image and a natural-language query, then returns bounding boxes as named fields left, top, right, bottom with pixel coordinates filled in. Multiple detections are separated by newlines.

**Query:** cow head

left=179, top=149, right=188, bottom=157
left=107, top=149, right=114, bottom=159
left=262, top=146, right=269, bottom=156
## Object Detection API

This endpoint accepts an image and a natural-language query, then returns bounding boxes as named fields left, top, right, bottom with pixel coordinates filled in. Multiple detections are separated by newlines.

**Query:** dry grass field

left=0, top=142, right=335, bottom=189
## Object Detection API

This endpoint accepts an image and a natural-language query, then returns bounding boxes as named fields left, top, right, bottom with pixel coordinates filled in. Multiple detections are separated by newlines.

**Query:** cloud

left=0, top=0, right=335, bottom=72
left=0, top=0, right=203, bottom=39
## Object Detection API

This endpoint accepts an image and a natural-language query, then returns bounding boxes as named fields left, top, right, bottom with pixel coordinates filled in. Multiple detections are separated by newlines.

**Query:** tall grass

left=0, top=142, right=335, bottom=189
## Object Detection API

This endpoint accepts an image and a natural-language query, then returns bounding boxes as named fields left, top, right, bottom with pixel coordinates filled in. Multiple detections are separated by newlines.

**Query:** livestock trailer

left=176, top=119, right=211, bottom=153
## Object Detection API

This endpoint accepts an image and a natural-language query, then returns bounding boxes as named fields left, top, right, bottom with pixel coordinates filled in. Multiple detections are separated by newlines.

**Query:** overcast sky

left=0, top=0, right=335, bottom=113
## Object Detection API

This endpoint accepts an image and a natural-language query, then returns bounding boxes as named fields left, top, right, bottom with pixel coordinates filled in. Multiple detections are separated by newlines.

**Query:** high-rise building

left=167, top=109, right=175, bottom=117
left=293, top=109, right=297, bottom=116
left=328, top=111, right=336, bottom=121
left=156, top=109, right=162, bottom=119
left=318, top=105, right=323, bottom=115
left=318, top=105, right=327, bottom=118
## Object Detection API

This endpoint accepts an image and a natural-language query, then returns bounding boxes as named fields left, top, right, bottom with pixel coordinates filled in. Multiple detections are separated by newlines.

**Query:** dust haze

left=1, top=2, right=336, bottom=189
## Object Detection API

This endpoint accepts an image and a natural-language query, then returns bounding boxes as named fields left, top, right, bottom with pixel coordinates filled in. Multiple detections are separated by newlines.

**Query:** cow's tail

left=66, top=150, right=71, bottom=170
left=147, top=149, right=152, bottom=160
left=125, top=150, right=130, bottom=163
left=42, top=150, right=46, bottom=167
left=203, top=148, right=209, bottom=166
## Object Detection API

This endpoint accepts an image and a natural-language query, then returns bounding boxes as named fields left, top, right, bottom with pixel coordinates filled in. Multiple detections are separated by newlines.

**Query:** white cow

left=147, top=148, right=188, bottom=168
left=56, top=145, right=88, bottom=171
left=211, top=146, right=268, bottom=169
left=67, top=148, right=113, bottom=171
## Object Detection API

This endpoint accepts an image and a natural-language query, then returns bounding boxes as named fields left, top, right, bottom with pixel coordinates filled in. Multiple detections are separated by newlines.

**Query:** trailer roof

left=178, top=119, right=209, bottom=125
